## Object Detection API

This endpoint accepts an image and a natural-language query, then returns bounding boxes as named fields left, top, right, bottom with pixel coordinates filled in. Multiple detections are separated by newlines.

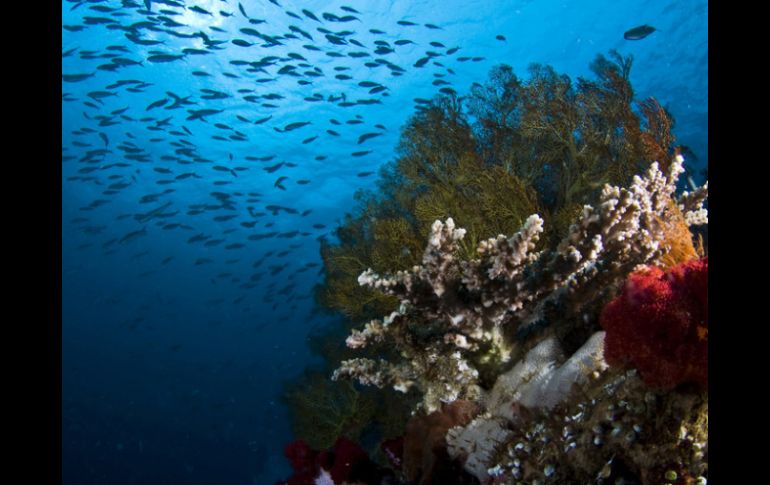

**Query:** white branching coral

left=678, top=179, right=709, bottom=226
left=332, top=156, right=707, bottom=413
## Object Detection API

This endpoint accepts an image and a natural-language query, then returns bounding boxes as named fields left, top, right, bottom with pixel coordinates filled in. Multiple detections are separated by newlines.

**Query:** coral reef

left=316, top=51, right=677, bottom=325
left=333, top=156, right=707, bottom=413
left=600, top=257, right=708, bottom=390
left=292, top=51, right=708, bottom=484
left=328, top=154, right=707, bottom=483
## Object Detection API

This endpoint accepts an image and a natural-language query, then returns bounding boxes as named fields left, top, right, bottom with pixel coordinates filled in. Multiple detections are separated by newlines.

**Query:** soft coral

left=277, top=437, right=393, bottom=485
left=600, top=257, right=708, bottom=390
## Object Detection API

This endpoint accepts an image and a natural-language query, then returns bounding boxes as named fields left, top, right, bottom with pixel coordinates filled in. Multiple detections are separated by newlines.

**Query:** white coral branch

left=334, top=155, right=707, bottom=413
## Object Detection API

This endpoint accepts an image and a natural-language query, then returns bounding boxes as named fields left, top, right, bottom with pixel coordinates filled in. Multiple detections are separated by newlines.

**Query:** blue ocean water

left=61, top=1, right=708, bottom=483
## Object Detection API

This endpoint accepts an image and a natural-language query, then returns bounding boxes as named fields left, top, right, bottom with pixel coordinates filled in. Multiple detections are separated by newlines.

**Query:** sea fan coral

left=599, top=257, right=708, bottom=390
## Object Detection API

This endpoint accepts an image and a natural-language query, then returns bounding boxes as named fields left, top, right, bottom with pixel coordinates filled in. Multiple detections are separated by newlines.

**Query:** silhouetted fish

left=63, top=73, right=94, bottom=82
left=624, top=24, right=657, bottom=40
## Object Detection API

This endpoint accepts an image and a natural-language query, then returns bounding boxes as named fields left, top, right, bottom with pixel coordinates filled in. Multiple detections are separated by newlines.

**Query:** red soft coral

left=600, top=257, right=708, bottom=390
left=327, top=437, right=368, bottom=483
left=277, top=437, right=395, bottom=485
left=278, top=439, right=320, bottom=485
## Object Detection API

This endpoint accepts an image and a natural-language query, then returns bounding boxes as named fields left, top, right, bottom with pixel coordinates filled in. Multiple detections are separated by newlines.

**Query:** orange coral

left=657, top=201, right=700, bottom=269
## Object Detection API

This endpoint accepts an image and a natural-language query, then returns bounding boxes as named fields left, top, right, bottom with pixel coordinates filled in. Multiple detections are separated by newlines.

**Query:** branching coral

left=303, top=51, right=708, bottom=484
left=333, top=155, right=707, bottom=413
left=317, top=51, right=680, bottom=325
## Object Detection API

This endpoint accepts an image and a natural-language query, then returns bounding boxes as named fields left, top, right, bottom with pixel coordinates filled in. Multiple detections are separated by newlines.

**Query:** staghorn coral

left=333, top=155, right=707, bottom=413
left=600, top=257, right=708, bottom=390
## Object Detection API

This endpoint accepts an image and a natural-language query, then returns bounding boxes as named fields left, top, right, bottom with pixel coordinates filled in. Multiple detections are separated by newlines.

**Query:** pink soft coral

left=600, top=257, right=708, bottom=390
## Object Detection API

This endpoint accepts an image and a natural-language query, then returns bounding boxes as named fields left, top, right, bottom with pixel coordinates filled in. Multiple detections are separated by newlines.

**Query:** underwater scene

left=61, top=0, right=708, bottom=484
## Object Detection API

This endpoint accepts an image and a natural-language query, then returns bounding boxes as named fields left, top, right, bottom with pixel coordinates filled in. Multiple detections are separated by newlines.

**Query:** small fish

left=496, top=34, right=506, bottom=41
left=624, top=24, right=657, bottom=40
left=274, top=176, right=288, bottom=190
left=147, top=54, right=186, bottom=63
left=63, top=73, right=93, bottom=82
left=264, top=161, right=285, bottom=173
left=301, top=8, right=320, bottom=22
left=187, top=109, right=223, bottom=121
left=357, top=171, right=375, bottom=177
left=119, top=227, right=147, bottom=244
left=188, top=5, right=212, bottom=16
left=357, top=132, right=382, bottom=144
left=238, top=2, right=249, bottom=18
left=146, top=98, right=168, bottom=110
left=279, top=121, right=311, bottom=132
left=188, top=233, right=209, bottom=244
